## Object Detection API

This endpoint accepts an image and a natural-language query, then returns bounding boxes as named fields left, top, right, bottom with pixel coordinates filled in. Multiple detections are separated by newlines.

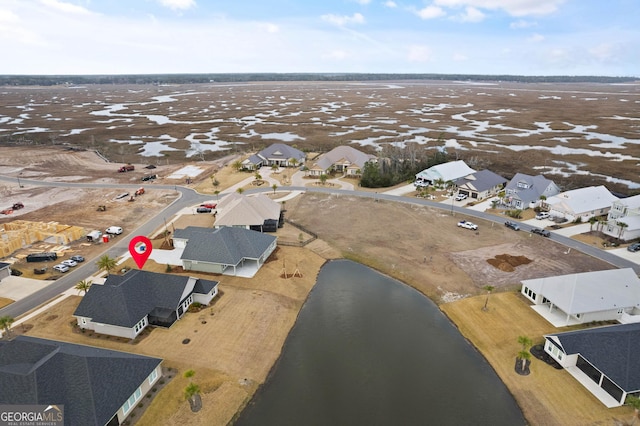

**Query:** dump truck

left=118, top=164, right=135, bottom=173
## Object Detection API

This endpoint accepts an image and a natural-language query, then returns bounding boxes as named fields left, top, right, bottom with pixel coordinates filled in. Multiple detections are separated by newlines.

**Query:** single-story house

left=454, top=169, right=507, bottom=200
left=307, top=145, right=376, bottom=177
left=214, top=193, right=282, bottom=231
left=603, top=194, right=640, bottom=241
left=503, top=173, right=560, bottom=210
left=415, top=160, right=476, bottom=187
left=544, top=323, right=640, bottom=407
left=241, top=143, right=306, bottom=170
left=0, top=262, right=11, bottom=282
left=178, top=226, right=277, bottom=276
left=0, top=335, right=162, bottom=425
left=521, top=268, right=640, bottom=327
left=74, top=270, right=219, bottom=339
left=544, top=185, right=618, bottom=222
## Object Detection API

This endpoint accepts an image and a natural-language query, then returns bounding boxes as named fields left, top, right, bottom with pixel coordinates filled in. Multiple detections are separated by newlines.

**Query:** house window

left=122, top=387, right=142, bottom=415
left=148, top=368, right=158, bottom=385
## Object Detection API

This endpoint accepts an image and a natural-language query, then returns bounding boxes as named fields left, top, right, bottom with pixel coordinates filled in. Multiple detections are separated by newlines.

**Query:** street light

left=17, top=172, right=23, bottom=188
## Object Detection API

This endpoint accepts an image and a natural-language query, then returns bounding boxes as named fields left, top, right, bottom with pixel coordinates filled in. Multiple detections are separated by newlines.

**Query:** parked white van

left=105, top=226, right=123, bottom=235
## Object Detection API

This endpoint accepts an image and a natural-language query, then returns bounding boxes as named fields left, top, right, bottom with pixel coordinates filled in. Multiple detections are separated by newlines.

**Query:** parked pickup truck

left=505, top=221, right=520, bottom=231
left=531, top=228, right=551, bottom=237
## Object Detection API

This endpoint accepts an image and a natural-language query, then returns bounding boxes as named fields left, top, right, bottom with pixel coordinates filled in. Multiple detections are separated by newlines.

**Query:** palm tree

left=272, top=183, right=278, bottom=194
left=482, top=285, right=495, bottom=311
left=288, top=157, right=299, bottom=168
left=0, top=315, right=14, bottom=338
left=271, top=163, right=279, bottom=173
left=96, top=254, right=117, bottom=276
left=517, top=335, right=533, bottom=350
left=75, top=279, right=92, bottom=295
left=236, top=187, right=244, bottom=194
left=231, top=160, right=243, bottom=172
left=617, top=221, right=629, bottom=240
left=254, top=171, right=262, bottom=183
left=517, top=349, right=531, bottom=371
left=588, top=216, right=598, bottom=232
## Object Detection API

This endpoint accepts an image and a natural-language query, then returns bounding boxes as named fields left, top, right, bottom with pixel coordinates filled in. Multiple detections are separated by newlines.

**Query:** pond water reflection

left=235, top=260, right=525, bottom=425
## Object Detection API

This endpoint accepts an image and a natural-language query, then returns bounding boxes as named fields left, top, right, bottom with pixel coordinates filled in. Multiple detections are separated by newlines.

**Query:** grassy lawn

left=441, top=292, right=634, bottom=426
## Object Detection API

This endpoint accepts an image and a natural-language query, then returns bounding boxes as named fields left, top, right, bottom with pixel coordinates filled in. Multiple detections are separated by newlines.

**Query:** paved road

left=2, top=177, right=638, bottom=320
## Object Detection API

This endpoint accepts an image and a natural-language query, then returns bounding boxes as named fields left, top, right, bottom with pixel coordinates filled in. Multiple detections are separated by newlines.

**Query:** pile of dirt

left=486, top=254, right=532, bottom=272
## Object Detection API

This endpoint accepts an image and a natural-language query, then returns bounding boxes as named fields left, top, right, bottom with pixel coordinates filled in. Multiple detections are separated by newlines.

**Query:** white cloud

left=324, top=49, right=350, bottom=60
left=415, top=5, right=446, bottom=20
left=527, top=33, right=544, bottom=42
left=407, top=45, right=433, bottom=62
left=458, top=6, right=485, bottom=22
left=262, top=23, right=280, bottom=33
left=157, top=0, right=196, bottom=11
left=39, top=0, right=93, bottom=15
left=0, top=9, right=20, bottom=23
left=434, top=0, right=565, bottom=17
left=384, top=1, right=398, bottom=8
left=321, top=12, right=365, bottom=26
left=510, top=19, right=537, bottom=29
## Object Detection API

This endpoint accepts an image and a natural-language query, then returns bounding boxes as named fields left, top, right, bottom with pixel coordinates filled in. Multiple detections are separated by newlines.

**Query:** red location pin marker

left=129, top=236, right=152, bottom=269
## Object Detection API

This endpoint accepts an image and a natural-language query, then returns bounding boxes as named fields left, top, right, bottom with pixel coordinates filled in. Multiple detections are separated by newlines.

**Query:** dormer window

left=516, top=181, right=530, bottom=189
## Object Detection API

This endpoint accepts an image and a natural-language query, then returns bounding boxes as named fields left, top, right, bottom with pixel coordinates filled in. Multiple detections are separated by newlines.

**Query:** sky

left=0, top=0, right=638, bottom=76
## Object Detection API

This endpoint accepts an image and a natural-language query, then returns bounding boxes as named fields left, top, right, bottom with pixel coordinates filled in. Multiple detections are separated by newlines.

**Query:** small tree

left=254, top=171, right=262, bottom=184
left=482, top=285, right=495, bottom=311
left=0, top=315, right=14, bottom=339
left=588, top=216, right=598, bottom=231
left=96, top=254, right=117, bottom=276
left=214, top=190, right=220, bottom=201
left=517, top=350, right=531, bottom=371
left=184, top=382, right=201, bottom=403
left=75, top=279, right=92, bottom=295
left=517, top=335, right=533, bottom=351
left=272, top=183, right=278, bottom=194
left=319, top=174, right=328, bottom=186
left=271, top=163, right=279, bottom=173
left=625, top=395, right=640, bottom=423
left=236, top=187, right=244, bottom=194
left=618, top=221, right=629, bottom=240
left=288, top=157, right=299, bottom=168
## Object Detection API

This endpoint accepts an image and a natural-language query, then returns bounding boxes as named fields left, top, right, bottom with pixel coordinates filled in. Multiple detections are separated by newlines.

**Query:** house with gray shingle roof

left=241, top=143, right=306, bottom=170
left=214, top=193, right=282, bottom=231
left=504, top=173, right=560, bottom=210
left=177, top=226, right=277, bottom=277
left=0, top=335, right=162, bottom=425
left=544, top=323, right=640, bottom=407
left=73, top=270, right=219, bottom=339
left=308, top=145, right=376, bottom=177
left=454, top=169, right=507, bottom=201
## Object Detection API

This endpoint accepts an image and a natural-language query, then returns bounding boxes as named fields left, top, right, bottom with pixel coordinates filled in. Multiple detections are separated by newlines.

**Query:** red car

left=200, top=203, right=217, bottom=209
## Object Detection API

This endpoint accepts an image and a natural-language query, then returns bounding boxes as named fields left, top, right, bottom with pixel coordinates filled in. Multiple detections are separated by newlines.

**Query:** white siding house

left=603, top=194, right=640, bottom=241
left=521, top=268, right=640, bottom=327
left=544, top=185, right=618, bottom=222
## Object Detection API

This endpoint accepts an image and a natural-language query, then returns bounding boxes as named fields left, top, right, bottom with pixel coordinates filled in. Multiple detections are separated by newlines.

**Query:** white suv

left=53, top=264, right=70, bottom=273
left=535, top=212, right=550, bottom=220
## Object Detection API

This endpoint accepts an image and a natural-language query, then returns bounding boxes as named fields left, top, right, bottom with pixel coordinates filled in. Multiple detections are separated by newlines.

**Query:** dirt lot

left=285, top=192, right=614, bottom=302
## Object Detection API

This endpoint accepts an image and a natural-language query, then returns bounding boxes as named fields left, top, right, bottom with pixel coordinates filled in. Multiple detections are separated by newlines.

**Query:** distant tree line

left=360, top=145, right=449, bottom=188
left=0, top=73, right=636, bottom=86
